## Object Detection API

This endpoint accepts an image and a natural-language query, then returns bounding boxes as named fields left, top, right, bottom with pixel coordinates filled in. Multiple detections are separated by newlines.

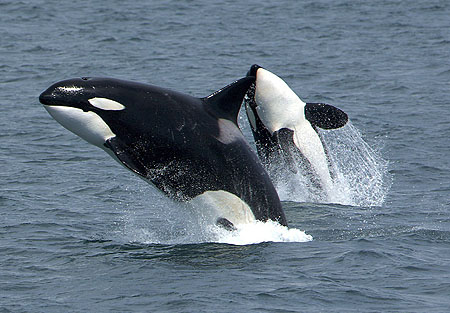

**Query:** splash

left=120, top=218, right=312, bottom=245
left=272, top=122, right=390, bottom=206
left=321, top=122, right=390, bottom=206
left=113, top=121, right=385, bottom=246
left=214, top=220, right=312, bottom=245
left=115, top=195, right=312, bottom=246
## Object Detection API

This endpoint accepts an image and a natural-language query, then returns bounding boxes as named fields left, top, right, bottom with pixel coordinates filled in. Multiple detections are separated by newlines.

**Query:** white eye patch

left=88, top=97, right=125, bottom=111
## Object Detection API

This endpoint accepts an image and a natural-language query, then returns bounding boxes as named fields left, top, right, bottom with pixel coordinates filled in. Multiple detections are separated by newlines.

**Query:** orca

left=39, top=76, right=287, bottom=227
left=244, top=65, right=348, bottom=194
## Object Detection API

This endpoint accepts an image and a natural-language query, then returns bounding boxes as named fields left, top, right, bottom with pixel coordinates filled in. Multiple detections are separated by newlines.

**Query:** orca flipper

left=273, top=128, right=299, bottom=174
left=104, top=138, right=148, bottom=178
left=305, top=103, right=348, bottom=130
left=203, top=76, right=255, bottom=125
left=216, top=217, right=237, bottom=231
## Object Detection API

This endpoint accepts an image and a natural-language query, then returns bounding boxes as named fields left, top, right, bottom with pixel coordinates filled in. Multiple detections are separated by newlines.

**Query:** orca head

left=245, top=65, right=348, bottom=134
left=39, top=77, right=131, bottom=148
left=245, top=65, right=306, bottom=136
left=39, top=77, right=164, bottom=178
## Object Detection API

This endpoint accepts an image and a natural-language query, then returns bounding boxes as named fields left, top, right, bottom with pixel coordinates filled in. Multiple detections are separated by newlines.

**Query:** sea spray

left=273, top=121, right=390, bottom=206
left=117, top=195, right=312, bottom=245
left=320, top=122, right=390, bottom=206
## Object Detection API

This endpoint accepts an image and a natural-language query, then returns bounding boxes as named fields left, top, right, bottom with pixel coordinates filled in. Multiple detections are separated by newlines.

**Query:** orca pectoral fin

left=203, top=76, right=256, bottom=125
left=104, top=138, right=148, bottom=178
left=274, top=128, right=299, bottom=174
left=216, top=217, right=237, bottom=231
left=305, top=103, right=348, bottom=129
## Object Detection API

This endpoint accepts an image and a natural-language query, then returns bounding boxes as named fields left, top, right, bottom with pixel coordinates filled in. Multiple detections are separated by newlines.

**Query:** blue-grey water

left=1, top=0, right=449, bottom=312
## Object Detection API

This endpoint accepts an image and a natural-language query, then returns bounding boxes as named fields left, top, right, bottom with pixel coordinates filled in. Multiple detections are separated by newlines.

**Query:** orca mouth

left=39, top=91, right=79, bottom=108
left=244, top=82, right=257, bottom=110
left=39, top=92, right=59, bottom=106
left=244, top=82, right=271, bottom=135
left=39, top=84, right=69, bottom=106
left=244, top=64, right=261, bottom=110
left=39, top=77, right=91, bottom=108
left=39, top=84, right=87, bottom=109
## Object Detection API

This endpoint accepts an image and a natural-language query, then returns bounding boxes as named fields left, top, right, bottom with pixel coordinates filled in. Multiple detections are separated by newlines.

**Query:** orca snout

left=39, top=86, right=63, bottom=106
left=39, top=78, right=88, bottom=107
left=247, top=64, right=262, bottom=77
left=39, top=89, right=52, bottom=105
left=39, top=86, right=60, bottom=106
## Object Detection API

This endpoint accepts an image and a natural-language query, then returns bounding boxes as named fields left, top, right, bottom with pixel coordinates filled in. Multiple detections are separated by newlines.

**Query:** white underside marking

left=190, top=190, right=256, bottom=226
left=44, top=105, right=116, bottom=148
left=292, top=122, right=333, bottom=191
left=254, top=68, right=306, bottom=134
left=88, top=97, right=125, bottom=111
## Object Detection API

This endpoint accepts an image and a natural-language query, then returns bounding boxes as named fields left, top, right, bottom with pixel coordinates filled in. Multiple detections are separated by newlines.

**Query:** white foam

left=115, top=188, right=312, bottom=246
left=214, top=220, right=313, bottom=245
left=119, top=218, right=312, bottom=246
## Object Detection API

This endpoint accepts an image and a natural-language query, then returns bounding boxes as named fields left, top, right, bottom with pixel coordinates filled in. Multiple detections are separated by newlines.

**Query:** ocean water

left=1, top=0, right=450, bottom=312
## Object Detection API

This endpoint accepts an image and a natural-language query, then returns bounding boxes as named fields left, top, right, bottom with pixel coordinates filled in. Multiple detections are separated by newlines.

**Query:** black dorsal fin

left=203, top=76, right=255, bottom=125
left=305, top=103, right=348, bottom=129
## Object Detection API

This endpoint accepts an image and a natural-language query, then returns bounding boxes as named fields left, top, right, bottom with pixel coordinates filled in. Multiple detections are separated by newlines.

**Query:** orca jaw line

left=43, top=105, right=116, bottom=148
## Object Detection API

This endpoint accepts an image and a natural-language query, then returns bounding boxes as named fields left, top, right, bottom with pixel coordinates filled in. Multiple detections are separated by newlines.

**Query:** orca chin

left=40, top=75, right=288, bottom=228
left=244, top=65, right=348, bottom=192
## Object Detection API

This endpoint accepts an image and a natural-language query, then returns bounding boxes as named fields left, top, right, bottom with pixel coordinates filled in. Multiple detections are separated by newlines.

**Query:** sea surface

left=1, top=0, right=450, bottom=312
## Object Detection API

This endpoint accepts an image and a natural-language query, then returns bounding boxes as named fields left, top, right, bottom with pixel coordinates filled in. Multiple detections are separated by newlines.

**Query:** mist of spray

left=274, top=121, right=390, bottom=206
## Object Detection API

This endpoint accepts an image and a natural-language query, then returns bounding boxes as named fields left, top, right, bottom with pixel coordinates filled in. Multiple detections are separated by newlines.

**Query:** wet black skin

left=40, top=76, right=288, bottom=226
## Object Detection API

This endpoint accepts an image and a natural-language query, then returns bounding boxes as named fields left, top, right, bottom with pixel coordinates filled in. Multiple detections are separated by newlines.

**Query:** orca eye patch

left=88, top=97, right=125, bottom=111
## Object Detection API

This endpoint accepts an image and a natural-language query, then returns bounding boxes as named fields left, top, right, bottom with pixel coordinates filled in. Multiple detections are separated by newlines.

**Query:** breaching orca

left=244, top=65, right=348, bottom=194
left=39, top=76, right=287, bottom=228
